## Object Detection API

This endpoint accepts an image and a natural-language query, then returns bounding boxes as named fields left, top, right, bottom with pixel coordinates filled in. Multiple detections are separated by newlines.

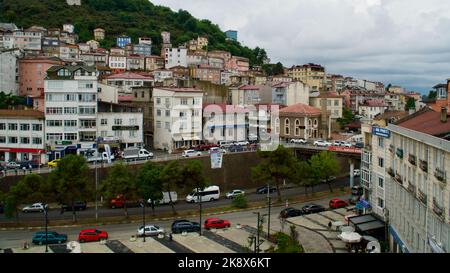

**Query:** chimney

left=441, top=107, right=447, bottom=123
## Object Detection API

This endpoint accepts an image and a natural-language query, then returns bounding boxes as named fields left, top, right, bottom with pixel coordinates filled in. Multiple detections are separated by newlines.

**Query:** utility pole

left=44, top=204, right=48, bottom=253
left=253, top=212, right=261, bottom=253
left=199, top=187, right=202, bottom=236
left=267, top=195, right=271, bottom=238
left=142, top=200, right=146, bottom=242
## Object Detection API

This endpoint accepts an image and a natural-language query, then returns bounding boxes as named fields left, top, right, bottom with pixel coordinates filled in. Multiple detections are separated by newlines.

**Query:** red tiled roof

left=279, top=103, right=321, bottom=116
left=118, top=95, right=134, bottom=102
left=238, top=85, right=260, bottom=90
left=0, top=109, right=44, bottom=119
left=105, top=72, right=152, bottom=80
left=317, top=92, right=343, bottom=98
left=396, top=108, right=450, bottom=137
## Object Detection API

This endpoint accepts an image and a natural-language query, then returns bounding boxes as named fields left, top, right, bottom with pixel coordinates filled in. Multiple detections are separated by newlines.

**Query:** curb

left=0, top=189, right=350, bottom=231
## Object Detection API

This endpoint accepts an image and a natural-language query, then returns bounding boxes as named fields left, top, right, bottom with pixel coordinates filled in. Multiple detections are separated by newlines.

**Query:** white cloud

left=151, top=0, right=450, bottom=93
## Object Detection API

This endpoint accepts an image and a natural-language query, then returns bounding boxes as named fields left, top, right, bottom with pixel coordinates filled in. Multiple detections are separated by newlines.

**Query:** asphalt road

left=0, top=192, right=351, bottom=250
left=0, top=176, right=360, bottom=223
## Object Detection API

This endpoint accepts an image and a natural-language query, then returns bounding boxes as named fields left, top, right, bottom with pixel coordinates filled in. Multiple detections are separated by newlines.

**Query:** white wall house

left=0, top=110, right=46, bottom=164
left=203, top=104, right=247, bottom=144
left=97, top=110, right=144, bottom=149
left=153, top=87, right=203, bottom=153
left=0, top=49, right=20, bottom=95
left=164, top=47, right=187, bottom=69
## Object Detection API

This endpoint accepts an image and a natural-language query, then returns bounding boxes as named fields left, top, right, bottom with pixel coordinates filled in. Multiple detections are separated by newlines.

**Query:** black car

left=256, top=185, right=277, bottom=194
left=279, top=207, right=303, bottom=219
left=171, top=220, right=200, bottom=234
left=301, top=204, right=325, bottom=214
left=19, top=161, right=40, bottom=169
left=354, top=142, right=364, bottom=148
left=351, top=186, right=364, bottom=196
left=61, top=201, right=87, bottom=211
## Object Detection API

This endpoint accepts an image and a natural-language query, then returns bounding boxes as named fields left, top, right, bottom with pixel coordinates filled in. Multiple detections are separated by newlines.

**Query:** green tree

left=252, top=146, right=297, bottom=202
left=48, top=155, right=91, bottom=222
left=337, top=107, right=355, bottom=128
left=290, top=159, right=313, bottom=196
left=405, top=97, right=416, bottom=111
left=232, top=194, right=248, bottom=209
left=427, top=90, right=437, bottom=100
left=309, top=151, right=340, bottom=193
left=269, top=225, right=304, bottom=253
left=159, top=160, right=183, bottom=215
left=100, top=161, right=137, bottom=218
left=181, top=160, right=208, bottom=199
left=137, top=161, right=163, bottom=216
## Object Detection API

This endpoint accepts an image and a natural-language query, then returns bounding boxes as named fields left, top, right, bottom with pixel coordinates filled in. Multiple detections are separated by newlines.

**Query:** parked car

left=194, top=144, right=219, bottom=151
left=351, top=185, right=364, bottom=196
left=233, top=141, right=249, bottom=146
left=148, top=192, right=178, bottom=205
left=314, top=140, right=332, bottom=147
left=171, top=220, right=200, bottom=234
left=349, top=195, right=361, bottom=205
left=301, top=204, right=325, bottom=214
left=204, top=218, right=231, bottom=229
left=225, top=189, right=245, bottom=199
left=354, top=142, right=364, bottom=148
left=353, top=169, right=361, bottom=177
left=137, top=225, right=165, bottom=237
left=208, top=147, right=226, bottom=154
left=182, top=150, right=202, bottom=157
left=186, top=186, right=220, bottom=203
left=332, top=140, right=344, bottom=146
left=329, top=198, right=349, bottom=209
left=290, top=138, right=307, bottom=144
left=229, top=145, right=245, bottom=152
left=109, top=194, right=141, bottom=209
left=219, top=140, right=235, bottom=148
left=341, top=141, right=353, bottom=147
left=22, top=203, right=46, bottom=213
left=6, top=161, right=20, bottom=169
left=19, top=161, right=40, bottom=169
left=61, top=201, right=87, bottom=211
left=279, top=207, right=304, bottom=219
left=47, top=159, right=60, bottom=167
left=256, top=185, right=277, bottom=194
left=78, top=229, right=108, bottom=243
left=32, top=231, right=67, bottom=245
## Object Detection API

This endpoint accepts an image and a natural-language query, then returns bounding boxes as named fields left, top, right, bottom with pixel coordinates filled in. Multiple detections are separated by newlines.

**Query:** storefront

left=0, top=147, right=46, bottom=164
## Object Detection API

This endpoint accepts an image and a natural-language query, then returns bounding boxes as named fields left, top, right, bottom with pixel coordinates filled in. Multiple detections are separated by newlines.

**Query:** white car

left=353, top=169, right=361, bottom=177
left=137, top=225, right=165, bottom=237
left=332, top=141, right=344, bottom=146
left=314, top=140, right=332, bottom=147
left=225, top=189, right=245, bottom=199
left=181, top=150, right=202, bottom=157
left=22, top=203, right=46, bottom=213
left=233, top=141, right=249, bottom=146
left=208, top=147, right=226, bottom=154
left=290, top=139, right=307, bottom=144
left=6, top=162, right=20, bottom=169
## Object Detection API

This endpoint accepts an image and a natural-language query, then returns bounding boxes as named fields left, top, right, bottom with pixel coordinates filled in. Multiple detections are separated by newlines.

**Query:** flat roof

left=357, top=221, right=385, bottom=232
left=348, top=214, right=378, bottom=225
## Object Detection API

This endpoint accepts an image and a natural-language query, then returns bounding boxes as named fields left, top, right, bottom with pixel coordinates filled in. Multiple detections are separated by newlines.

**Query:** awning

left=182, top=135, right=201, bottom=141
left=358, top=221, right=385, bottom=232
left=356, top=199, right=371, bottom=209
left=349, top=214, right=386, bottom=234
left=172, top=135, right=182, bottom=141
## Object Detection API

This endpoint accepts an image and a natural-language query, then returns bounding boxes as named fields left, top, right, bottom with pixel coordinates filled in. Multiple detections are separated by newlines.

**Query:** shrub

left=232, top=194, right=248, bottom=209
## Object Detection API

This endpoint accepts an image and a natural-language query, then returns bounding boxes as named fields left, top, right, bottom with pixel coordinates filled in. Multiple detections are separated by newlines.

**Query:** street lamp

left=142, top=200, right=146, bottom=242
left=266, top=183, right=272, bottom=238
left=253, top=212, right=261, bottom=253
left=44, top=204, right=49, bottom=253
left=198, top=187, right=202, bottom=236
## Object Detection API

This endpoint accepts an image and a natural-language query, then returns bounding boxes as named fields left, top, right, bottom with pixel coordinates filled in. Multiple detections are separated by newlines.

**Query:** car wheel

left=79, top=239, right=85, bottom=243
left=99, top=238, right=106, bottom=242
left=210, top=198, right=214, bottom=202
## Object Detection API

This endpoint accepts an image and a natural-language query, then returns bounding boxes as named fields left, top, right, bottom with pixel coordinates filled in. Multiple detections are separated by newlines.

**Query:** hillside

left=0, top=0, right=268, bottom=65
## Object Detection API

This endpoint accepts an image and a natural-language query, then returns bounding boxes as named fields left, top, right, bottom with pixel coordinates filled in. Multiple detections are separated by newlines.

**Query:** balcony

left=407, top=182, right=416, bottom=194
left=434, top=168, right=446, bottom=183
left=396, top=148, right=404, bottom=159
left=408, top=154, right=416, bottom=166
left=389, top=144, right=394, bottom=154
left=395, top=172, right=403, bottom=184
left=387, top=167, right=395, bottom=177
left=417, top=189, right=427, bottom=204
left=432, top=198, right=445, bottom=220
left=419, top=160, right=428, bottom=173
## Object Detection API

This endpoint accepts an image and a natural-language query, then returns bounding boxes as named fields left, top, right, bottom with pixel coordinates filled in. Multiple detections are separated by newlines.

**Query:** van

left=186, top=186, right=220, bottom=203
left=148, top=192, right=178, bottom=205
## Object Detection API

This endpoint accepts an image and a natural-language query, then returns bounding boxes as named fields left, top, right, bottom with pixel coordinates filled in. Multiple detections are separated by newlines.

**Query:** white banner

left=210, top=150, right=223, bottom=169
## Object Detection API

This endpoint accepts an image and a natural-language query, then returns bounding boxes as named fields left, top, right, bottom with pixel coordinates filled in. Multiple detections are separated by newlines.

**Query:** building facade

left=164, top=47, right=187, bottom=69
left=0, top=48, right=20, bottom=95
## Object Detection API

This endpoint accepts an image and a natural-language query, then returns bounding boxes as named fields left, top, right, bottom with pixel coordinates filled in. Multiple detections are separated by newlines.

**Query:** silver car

left=22, top=203, right=46, bottom=213
left=225, top=189, right=245, bottom=199
left=137, top=225, right=165, bottom=237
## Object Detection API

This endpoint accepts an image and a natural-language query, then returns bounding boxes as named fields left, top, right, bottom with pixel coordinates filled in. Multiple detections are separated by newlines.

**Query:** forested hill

left=0, top=0, right=269, bottom=65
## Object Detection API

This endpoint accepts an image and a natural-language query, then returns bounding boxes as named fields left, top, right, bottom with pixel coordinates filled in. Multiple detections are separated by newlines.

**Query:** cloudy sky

left=151, top=0, right=450, bottom=94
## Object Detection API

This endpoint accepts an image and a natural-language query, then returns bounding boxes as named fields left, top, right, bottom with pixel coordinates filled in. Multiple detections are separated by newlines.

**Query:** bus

left=185, top=186, right=220, bottom=203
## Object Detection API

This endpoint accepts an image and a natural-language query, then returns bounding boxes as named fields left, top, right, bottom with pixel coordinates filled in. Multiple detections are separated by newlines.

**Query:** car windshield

left=95, top=230, right=101, bottom=233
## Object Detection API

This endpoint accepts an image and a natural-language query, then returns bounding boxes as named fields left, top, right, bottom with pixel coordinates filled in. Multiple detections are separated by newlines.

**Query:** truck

left=109, top=194, right=142, bottom=209
left=122, top=147, right=153, bottom=161
left=77, top=148, right=114, bottom=163
left=147, top=192, right=178, bottom=205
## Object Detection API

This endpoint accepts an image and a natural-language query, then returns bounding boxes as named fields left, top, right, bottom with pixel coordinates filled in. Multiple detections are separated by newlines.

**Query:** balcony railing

left=417, top=189, right=427, bottom=204
left=389, top=144, right=394, bottom=154
left=419, top=160, right=428, bottom=173
left=396, top=148, right=404, bottom=159
left=408, top=154, right=417, bottom=166
left=407, top=182, right=416, bottom=194
left=395, top=172, right=403, bottom=184
left=434, top=168, right=446, bottom=183
left=432, top=198, right=444, bottom=219
left=387, top=167, right=395, bottom=177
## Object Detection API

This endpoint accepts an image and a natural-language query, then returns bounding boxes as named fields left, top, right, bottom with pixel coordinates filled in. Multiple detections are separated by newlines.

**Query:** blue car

left=32, top=231, right=67, bottom=245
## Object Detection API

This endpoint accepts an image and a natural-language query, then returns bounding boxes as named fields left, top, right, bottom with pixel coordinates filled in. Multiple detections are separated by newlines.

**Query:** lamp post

left=266, top=183, right=271, bottom=238
left=44, top=204, right=49, bottom=253
left=142, top=200, right=146, bottom=242
left=198, top=187, right=202, bottom=236
left=253, top=212, right=261, bottom=253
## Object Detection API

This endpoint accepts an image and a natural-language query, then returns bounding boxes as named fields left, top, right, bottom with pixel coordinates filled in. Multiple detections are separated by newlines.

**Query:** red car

left=329, top=198, right=349, bottom=209
left=78, top=229, right=108, bottom=243
left=204, top=218, right=231, bottom=229
left=195, top=144, right=219, bottom=151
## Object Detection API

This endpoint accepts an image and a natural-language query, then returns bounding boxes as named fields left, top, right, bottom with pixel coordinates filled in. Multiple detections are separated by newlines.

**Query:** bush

left=266, top=226, right=304, bottom=253
left=232, top=194, right=248, bottom=209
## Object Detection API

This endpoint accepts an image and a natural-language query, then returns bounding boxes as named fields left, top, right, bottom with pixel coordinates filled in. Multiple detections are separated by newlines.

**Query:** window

left=32, top=124, right=42, bottom=131
left=378, top=137, right=384, bottom=148
left=334, top=100, right=339, bottom=106
left=100, top=119, right=107, bottom=125
left=114, top=131, right=123, bottom=137
left=46, top=107, right=63, bottom=114
left=194, top=98, right=200, bottom=105
left=164, top=122, right=170, bottom=129
left=20, top=124, right=30, bottom=131
left=156, top=98, right=161, bottom=104
left=165, top=110, right=170, bottom=117
left=8, top=137, right=18, bottom=144
left=79, top=107, right=96, bottom=115
left=20, top=137, right=30, bottom=144
left=66, top=94, right=77, bottom=101
left=47, top=120, right=62, bottom=127
left=80, top=120, right=96, bottom=128
left=129, top=118, right=137, bottom=125
left=64, top=107, right=77, bottom=114
left=129, top=131, right=136, bottom=138
left=157, top=109, right=161, bottom=116
left=32, top=137, right=42, bottom=145
left=8, top=123, right=17, bottom=130
left=275, top=118, right=280, bottom=135
left=181, top=98, right=188, bottom=105
left=64, top=133, right=77, bottom=141
left=295, top=119, right=301, bottom=136
left=78, top=94, right=96, bottom=102
left=57, top=69, right=70, bottom=77
left=378, top=157, right=384, bottom=168
left=0, top=123, right=5, bottom=130
left=378, top=177, right=384, bottom=188
left=64, top=120, right=77, bottom=127
left=0, top=136, right=5, bottom=143
left=114, top=119, right=122, bottom=125
left=156, top=121, right=161, bottom=128
left=285, top=118, right=290, bottom=135
left=377, top=198, right=384, bottom=209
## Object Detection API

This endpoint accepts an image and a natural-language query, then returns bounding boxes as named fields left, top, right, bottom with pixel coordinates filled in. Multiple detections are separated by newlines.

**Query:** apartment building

left=0, top=109, right=45, bottom=164
left=164, top=47, right=187, bottom=69
left=288, top=63, right=326, bottom=92
left=203, top=103, right=248, bottom=144
left=0, top=48, right=20, bottom=95
left=271, top=81, right=310, bottom=106
left=153, top=87, right=203, bottom=153
left=361, top=107, right=450, bottom=253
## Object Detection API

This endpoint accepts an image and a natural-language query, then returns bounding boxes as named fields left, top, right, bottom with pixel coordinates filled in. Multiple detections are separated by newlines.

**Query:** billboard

left=210, top=150, right=223, bottom=169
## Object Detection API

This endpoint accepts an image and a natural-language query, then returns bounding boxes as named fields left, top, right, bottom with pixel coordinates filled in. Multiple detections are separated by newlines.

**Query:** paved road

left=0, top=192, right=351, bottom=250
left=0, top=176, right=359, bottom=223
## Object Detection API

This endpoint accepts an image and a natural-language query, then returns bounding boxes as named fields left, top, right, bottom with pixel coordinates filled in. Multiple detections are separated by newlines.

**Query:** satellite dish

left=367, top=241, right=381, bottom=253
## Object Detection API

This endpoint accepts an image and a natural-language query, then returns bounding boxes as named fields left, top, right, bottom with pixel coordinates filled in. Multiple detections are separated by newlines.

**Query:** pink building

left=189, top=65, right=221, bottom=84
left=19, top=56, right=64, bottom=98
left=225, top=56, right=249, bottom=73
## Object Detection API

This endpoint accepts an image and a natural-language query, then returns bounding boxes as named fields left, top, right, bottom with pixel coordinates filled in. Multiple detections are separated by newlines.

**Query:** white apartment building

left=358, top=101, right=387, bottom=120
left=0, top=48, right=20, bottom=95
left=12, top=29, right=42, bottom=52
left=272, top=81, right=310, bottom=106
left=152, top=69, right=173, bottom=82
left=203, top=103, right=248, bottom=144
left=153, top=87, right=203, bottom=153
left=362, top=107, right=450, bottom=253
left=44, top=65, right=98, bottom=148
left=108, top=55, right=127, bottom=71
left=0, top=110, right=46, bottom=164
left=97, top=102, right=144, bottom=149
left=104, top=72, right=153, bottom=94
left=164, top=47, right=187, bottom=69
